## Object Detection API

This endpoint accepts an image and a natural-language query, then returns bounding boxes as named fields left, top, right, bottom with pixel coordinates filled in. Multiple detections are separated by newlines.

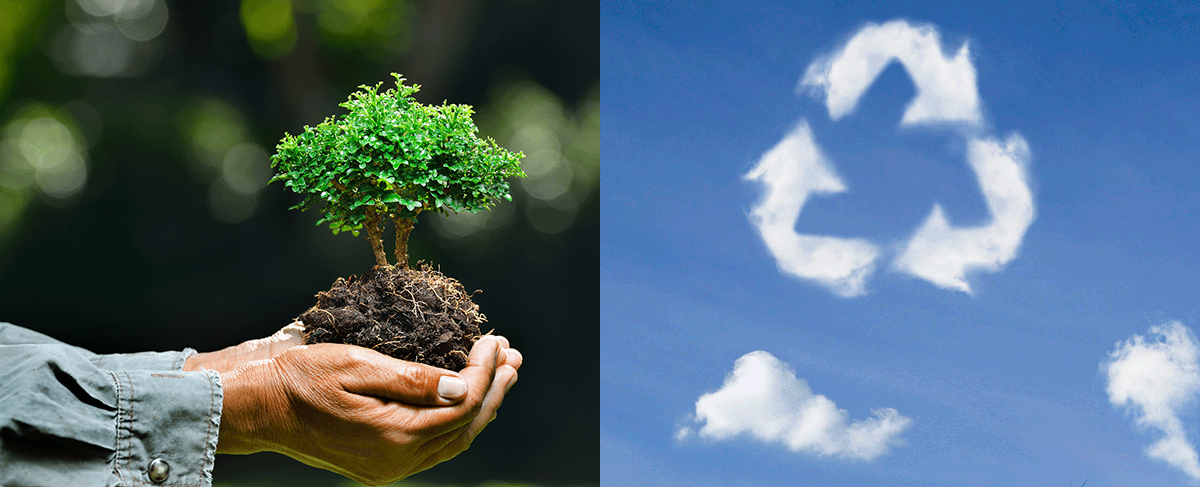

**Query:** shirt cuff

left=91, top=349, right=198, bottom=372
left=109, top=369, right=223, bottom=487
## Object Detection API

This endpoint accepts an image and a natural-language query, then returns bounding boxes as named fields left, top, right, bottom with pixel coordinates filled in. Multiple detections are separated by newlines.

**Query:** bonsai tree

left=268, top=74, right=525, bottom=371
left=271, top=73, right=524, bottom=268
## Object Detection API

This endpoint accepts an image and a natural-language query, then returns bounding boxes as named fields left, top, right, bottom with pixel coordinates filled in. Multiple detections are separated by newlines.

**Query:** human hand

left=183, top=321, right=307, bottom=374
left=184, top=321, right=522, bottom=378
left=211, top=334, right=520, bottom=486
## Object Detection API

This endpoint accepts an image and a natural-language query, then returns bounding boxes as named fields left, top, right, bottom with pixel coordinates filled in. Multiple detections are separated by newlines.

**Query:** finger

left=426, top=335, right=501, bottom=421
left=503, top=348, right=523, bottom=371
left=409, top=422, right=472, bottom=474
left=414, top=363, right=518, bottom=472
left=488, top=336, right=521, bottom=371
left=412, top=424, right=471, bottom=473
left=461, top=335, right=502, bottom=397
left=465, top=364, right=517, bottom=440
left=336, top=346, right=468, bottom=406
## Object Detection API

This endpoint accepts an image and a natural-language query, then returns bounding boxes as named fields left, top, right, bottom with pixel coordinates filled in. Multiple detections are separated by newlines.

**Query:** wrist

left=215, top=365, right=278, bottom=454
left=183, top=350, right=217, bottom=372
left=183, top=348, right=243, bottom=374
left=187, top=323, right=307, bottom=375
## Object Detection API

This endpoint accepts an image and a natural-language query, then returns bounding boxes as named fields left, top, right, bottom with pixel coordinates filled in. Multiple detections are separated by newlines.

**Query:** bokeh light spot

left=69, top=25, right=135, bottom=77
left=240, top=0, right=298, bottom=59
left=314, top=0, right=410, bottom=59
left=221, top=142, right=272, bottom=195
left=179, top=98, right=270, bottom=224
left=518, top=149, right=572, bottom=200
left=116, top=0, right=169, bottom=42
left=51, top=0, right=169, bottom=78
left=435, top=210, right=491, bottom=240
left=208, top=179, right=258, bottom=224
left=0, top=104, right=91, bottom=229
left=525, top=193, right=577, bottom=234
left=185, top=99, right=251, bottom=175
left=0, top=191, right=27, bottom=229
left=473, top=70, right=597, bottom=238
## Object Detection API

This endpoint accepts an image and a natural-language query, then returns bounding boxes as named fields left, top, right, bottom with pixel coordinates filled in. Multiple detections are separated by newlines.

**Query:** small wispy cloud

left=744, top=121, right=880, bottom=297
left=801, top=19, right=981, bottom=126
left=891, top=134, right=1035, bottom=293
left=677, top=351, right=912, bottom=461
left=1105, top=321, right=1200, bottom=480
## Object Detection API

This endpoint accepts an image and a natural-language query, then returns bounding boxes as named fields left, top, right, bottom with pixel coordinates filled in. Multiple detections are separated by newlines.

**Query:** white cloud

left=801, top=19, right=981, bottom=126
left=891, top=134, right=1035, bottom=293
left=744, top=121, right=880, bottom=297
left=746, top=19, right=1036, bottom=296
left=678, top=351, right=912, bottom=461
left=751, top=19, right=1037, bottom=295
left=1105, top=321, right=1200, bottom=480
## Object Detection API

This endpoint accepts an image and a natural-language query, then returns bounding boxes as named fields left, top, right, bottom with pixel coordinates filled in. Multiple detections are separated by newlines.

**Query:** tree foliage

left=271, top=74, right=524, bottom=267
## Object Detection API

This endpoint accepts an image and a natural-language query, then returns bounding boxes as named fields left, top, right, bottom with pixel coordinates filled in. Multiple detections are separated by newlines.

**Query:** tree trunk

left=393, top=215, right=416, bottom=269
left=364, top=208, right=388, bottom=266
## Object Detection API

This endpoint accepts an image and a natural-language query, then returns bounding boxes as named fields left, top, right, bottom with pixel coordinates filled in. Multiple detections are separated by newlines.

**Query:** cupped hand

left=184, top=321, right=307, bottom=373
left=184, top=322, right=522, bottom=377
left=211, top=334, right=520, bottom=486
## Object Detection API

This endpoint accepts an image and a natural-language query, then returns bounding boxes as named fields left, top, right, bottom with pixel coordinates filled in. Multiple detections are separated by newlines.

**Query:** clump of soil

left=299, top=264, right=485, bottom=371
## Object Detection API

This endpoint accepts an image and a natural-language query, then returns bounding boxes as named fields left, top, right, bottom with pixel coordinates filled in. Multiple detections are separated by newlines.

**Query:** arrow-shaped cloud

left=892, top=134, right=1035, bottom=293
left=802, top=19, right=982, bottom=127
left=744, top=121, right=880, bottom=297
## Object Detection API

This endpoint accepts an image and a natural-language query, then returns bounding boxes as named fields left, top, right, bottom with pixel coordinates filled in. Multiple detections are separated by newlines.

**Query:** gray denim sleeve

left=0, top=325, right=223, bottom=487
left=0, top=322, right=197, bottom=371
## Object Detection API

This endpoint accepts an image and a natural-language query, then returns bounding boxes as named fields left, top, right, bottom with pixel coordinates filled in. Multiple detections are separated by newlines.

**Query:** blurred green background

left=0, top=0, right=597, bottom=485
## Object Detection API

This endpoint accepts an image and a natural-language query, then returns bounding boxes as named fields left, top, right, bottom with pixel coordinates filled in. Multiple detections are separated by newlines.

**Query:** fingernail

left=438, top=376, right=467, bottom=400
left=505, top=373, right=518, bottom=392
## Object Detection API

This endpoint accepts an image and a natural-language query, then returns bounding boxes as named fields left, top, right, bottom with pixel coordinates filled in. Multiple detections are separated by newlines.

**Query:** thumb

left=337, top=346, right=469, bottom=406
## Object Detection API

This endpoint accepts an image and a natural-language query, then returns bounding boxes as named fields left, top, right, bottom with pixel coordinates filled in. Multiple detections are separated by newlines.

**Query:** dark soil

left=299, top=264, right=485, bottom=371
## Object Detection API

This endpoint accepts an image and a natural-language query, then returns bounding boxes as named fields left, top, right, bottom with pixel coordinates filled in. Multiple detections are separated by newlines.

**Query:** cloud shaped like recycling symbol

left=745, top=19, right=1036, bottom=297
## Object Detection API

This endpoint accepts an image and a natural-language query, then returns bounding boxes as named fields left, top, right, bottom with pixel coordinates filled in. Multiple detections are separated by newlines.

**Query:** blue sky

left=601, top=1, right=1200, bottom=486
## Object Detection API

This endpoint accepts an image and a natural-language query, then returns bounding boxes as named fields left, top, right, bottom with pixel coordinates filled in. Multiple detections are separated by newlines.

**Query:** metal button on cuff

left=148, top=458, right=170, bottom=483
